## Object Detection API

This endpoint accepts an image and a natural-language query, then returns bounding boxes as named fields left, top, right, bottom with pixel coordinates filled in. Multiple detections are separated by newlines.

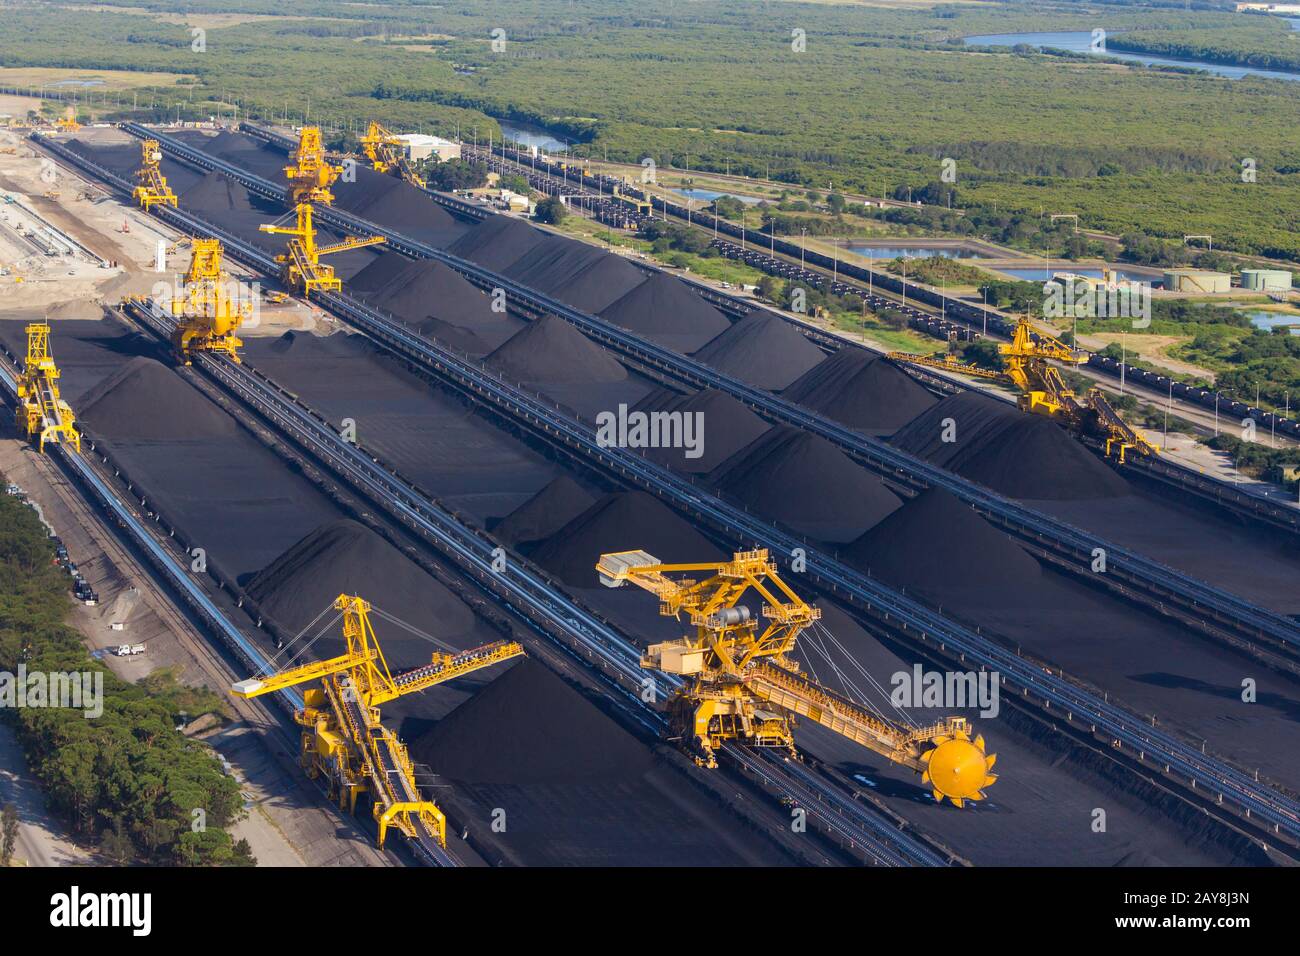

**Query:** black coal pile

left=408, top=658, right=780, bottom=865
left=783, top=348, right=937, bottom=435
left=411, top=658, right=654, bottom=784
left=530, top=491, right=728, bottom=587
left=841, top=487, right=1043, bottom=603
left=485, top=314, right=627, bottom=385
left=182, top=129, right=288, bottom=182
left=349, top=254, right=520, bottom=355
left=334, top=169, right=467, bottom=247
left=598, top=273, right=730, bottom=353
left=708, top=426, right=901, bottom=542
left=78, top=356, right=237, bottom=442
left=0, top=318, right=152, bottom=403
left=491, top=476, right=597, bottom=549
left=692, top=314, right=827, bottom=390
left=244, top=519, right=486, bottom=667
left=445, top=215, right=547, bottom=273
left=180, top=170, right=259, bottom=213
left=504, top=236, right=648, bottom=313
left=633, top=387, right=771, bottom=474
left=891, top=392, right=1131, bottom=500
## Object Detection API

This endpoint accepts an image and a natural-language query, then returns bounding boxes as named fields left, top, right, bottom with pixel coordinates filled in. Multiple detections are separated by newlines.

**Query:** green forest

left=3, top=0, right=1300, bottom=260
left=0, top=486, right=252, bottom=866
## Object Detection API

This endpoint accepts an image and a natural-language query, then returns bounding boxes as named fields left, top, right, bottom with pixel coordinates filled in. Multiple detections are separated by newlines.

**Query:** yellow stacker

left=53, top=107, right=80, bottom=133
left=889, top=315, right=1158, bottom=462
left=597, top=548, right=997, bottom=806
left=167, top=238, right=251, bottom=363
left=358, top=121, right=425, bottom=189
left=259, top=202, right=385, bottom=295
left=231, top=594, right=524, bottom=848
left=283, top=126, right=343, bottom=205
left=131, top=138, right=177, bottom=210
left=15, top=322, right=81, bottom=453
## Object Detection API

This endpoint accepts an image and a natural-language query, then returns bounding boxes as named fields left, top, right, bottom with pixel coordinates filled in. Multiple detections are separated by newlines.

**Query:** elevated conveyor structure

left=15, top=322, right=80, bottom=453
left=231, top=594, right=523, bottom=849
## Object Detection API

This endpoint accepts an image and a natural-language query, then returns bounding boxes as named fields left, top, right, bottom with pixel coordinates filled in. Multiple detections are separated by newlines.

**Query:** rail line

left=46, top=130, right=1300, bottom=854
left=116, top=123, right=1300, bottom=665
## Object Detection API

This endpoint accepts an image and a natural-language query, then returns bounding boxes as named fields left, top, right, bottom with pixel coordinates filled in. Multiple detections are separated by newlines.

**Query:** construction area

left=1, top=116, right=1299, bottom=871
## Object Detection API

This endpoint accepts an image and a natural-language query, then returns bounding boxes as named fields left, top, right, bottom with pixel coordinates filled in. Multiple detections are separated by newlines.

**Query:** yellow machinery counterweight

left=167, top=238, right=250, bottom=363
left=230, top=594, right=524, bottom=849
left=597, top=548, right=997, bottom=806
left=15, top=323, right=81, bottom=453
left=131, top=138, right=177, bottom=210
left=359, top=121, right=426, bottom=189
left=284, top=126, right=343, bottom=204
left=259, top=202, right=386, bottom=296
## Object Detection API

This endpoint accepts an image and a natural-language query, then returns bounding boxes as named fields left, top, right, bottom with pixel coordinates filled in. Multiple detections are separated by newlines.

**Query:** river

left=963, top=30, right=1300, bottom=83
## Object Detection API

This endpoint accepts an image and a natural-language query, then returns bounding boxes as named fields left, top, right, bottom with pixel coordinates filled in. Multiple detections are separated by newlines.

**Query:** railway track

left=116, top=123, right=1300, bottom=668
left=44, top=130, right=1300, bottom=855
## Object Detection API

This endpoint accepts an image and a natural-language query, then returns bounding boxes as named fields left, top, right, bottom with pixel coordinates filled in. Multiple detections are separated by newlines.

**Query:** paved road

left=0, top=723, right=95, bottom=867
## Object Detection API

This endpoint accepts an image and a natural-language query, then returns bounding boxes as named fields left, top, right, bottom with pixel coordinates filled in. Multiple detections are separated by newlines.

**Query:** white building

left=392, top=134, right=461, bottom=163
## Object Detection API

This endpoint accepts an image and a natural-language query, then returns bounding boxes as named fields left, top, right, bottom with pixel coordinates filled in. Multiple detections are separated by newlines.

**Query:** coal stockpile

left=0, top=319, right=151, bottom=403
left=180, top=169, right=260, bottom=214
left=598, top=273, right=731, bottom=354
left=243, top=332, right=559, bottom=523
left=692, top=313, right=827, bottom=390
left=178, top=129, right=291, bottom=183
left=413, top=659, right=652, bottom=784
left=485, top=313, right=628, bottom=385
left=349, top=253, right=522, bottom=355
left=709, top=427, right=902, bottom=542
left=333, top=169, right=468, bottom=248
left=491, top=475, right=597, bottom=549
left=633, top=387, right=771, bottom=474
left=79, top=356, right=238, bottom=442
left=244, top=519, right=500, bottom=669
left=409, top=659, right=787, bottom=865
left=530, top=491, right=728, bottom=587
left=841, top=487, right=1043, bottom=602
left=503, top=236, right=648, bottom=314
left=783, top=348, right=937, bottom=435
left=445, top=215, right=548, bottom=272
left=70, top=351, right=342, bottom=581
left=891, top=392, right=1131, bottom=500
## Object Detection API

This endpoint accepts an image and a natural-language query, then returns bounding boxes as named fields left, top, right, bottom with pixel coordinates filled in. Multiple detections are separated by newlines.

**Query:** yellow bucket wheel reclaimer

left=597, top=548, right=998, bottom=806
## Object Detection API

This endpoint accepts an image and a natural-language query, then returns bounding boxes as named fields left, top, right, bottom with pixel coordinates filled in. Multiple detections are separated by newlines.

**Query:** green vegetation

left=422, top=158, right=488, bottom=191
left=0, top=486, right=253, bottom=866
left=882, top=254, right=992, bottom=287
left=3, top=1, right=1300, bottom=262
left=533, top=194, right=566, bottom=224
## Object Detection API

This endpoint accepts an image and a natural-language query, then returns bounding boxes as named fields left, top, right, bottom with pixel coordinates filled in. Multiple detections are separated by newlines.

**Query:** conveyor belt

left=50, top=134, right=1300, bottom=853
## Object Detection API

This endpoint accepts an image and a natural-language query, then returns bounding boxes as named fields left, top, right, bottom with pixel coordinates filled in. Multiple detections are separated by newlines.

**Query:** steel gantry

left=230, top=594, right=523, bottom=849
left=131, top=138, right=177, bottom=210
left=164, top=238, right=251, bottom=363
left=598, top=548, right=998, bottom=806
left=15, top=322, right=81, bottom=453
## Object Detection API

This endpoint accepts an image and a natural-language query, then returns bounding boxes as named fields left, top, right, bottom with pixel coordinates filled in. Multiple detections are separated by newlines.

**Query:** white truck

left=114, top=643, right=146, bottom=657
